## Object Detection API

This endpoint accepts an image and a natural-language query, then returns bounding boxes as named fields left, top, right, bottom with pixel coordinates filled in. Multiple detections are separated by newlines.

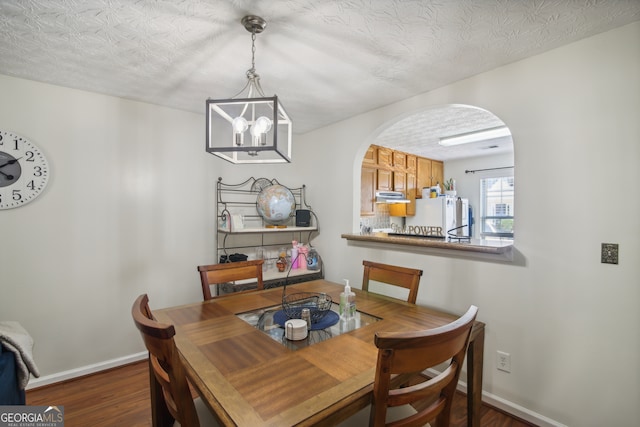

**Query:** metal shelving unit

left=215, top=177, right=322, bottom=293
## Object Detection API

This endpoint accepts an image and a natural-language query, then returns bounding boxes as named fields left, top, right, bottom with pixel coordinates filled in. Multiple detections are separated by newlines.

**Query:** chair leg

left=148, top=357, right=174, bottom=427
left=466, top=326, right=485, bottom=427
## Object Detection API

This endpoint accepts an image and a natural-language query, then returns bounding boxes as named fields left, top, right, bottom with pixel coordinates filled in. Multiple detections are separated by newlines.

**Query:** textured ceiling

left=1, top=0, right=639, bottom=160
left=376, top=105, right=511, bottom=161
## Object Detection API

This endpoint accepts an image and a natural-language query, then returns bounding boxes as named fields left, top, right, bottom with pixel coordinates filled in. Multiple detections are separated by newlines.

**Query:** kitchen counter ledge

left=341, top=233, right=514, bottom=262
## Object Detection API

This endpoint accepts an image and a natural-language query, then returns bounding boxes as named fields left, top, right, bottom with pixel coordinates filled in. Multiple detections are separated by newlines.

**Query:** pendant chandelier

left=206, top=15, right=292, bottom=164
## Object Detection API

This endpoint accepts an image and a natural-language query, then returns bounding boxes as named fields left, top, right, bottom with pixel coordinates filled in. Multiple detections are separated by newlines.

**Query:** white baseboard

left=26, top=352, right=147, bottom=390
left=480, top=391, right=567, bottom=427
left=424, top=368, right=567, bottom=427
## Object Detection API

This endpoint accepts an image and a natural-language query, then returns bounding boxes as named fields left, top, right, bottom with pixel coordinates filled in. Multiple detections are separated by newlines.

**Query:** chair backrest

left=131, top=294, right=200, bottom=427
left=197, top=259, right=264, bottom=300
left=370, top=305, right=478, bottom=427
left=362, top=260, right=423, bottom=304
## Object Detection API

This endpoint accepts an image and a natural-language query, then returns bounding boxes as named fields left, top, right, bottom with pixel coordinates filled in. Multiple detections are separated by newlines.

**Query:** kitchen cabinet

left=416, top=157, right=431, bottom=196
left=392, top=151, right=406, bottom=168
left=359, top=144, right=443, bottom=215
left=363, top=145, right=377, bottom=164
left=407, top=155, right=417, bottom=171
left=389, top=168, right=411, bottom=217
left=417, top=157, right=444, bottom=197
left=393, top=170, right=406, bottom=192
left=406, top=170, right=417, bottom=216
left=361, top=166, right=377, bottom=216
left=432, top=160, right=444, bottom=191
left=377, top=147, right=393, bottom=168
left=377, top=169, right=393, bottom=191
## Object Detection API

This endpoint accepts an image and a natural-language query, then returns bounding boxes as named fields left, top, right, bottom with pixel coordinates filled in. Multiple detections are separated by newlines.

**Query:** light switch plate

left=601, top=243, right=618, bottom=264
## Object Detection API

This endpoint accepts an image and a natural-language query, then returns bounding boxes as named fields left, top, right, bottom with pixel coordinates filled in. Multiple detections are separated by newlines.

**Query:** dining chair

left=361, top=260, right=423, bottom=304
left=131, top=294, right=220, bottom=427
left=197, top=259, right=264, bottom=300
left=339, top=305, right=478, bottom=427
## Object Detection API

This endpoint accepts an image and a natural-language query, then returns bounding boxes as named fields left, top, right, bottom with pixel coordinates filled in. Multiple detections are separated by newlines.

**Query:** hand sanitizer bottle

left=340, top=279, right=356, bottom=320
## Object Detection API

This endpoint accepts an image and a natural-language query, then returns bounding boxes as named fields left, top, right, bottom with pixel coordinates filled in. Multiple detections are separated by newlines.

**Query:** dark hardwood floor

left=27, top=360, right=536, bottom=426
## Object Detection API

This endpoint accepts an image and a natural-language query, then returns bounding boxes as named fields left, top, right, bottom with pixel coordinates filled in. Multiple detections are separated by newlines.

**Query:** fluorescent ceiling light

left=439, top=126, right=511, bottom=147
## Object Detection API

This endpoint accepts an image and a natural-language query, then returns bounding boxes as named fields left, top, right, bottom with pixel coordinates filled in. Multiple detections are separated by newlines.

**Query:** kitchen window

left=480, top=176, right=514, bottom=239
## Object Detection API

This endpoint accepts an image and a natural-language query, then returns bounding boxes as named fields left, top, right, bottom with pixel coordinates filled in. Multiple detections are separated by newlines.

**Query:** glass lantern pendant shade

left=206, top=15, right=292, bottom=164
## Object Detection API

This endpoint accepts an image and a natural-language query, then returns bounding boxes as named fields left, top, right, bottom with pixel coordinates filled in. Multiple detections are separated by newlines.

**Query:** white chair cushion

left=173, top=397, right=220, bottom=426
left=337, top=403, right=431, bottom=426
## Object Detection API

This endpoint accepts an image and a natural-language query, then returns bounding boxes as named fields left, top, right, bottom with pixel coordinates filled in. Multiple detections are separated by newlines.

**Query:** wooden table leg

left=467, top=322, right=485, bottom=427
left=148, top=356, right=174, bottom=427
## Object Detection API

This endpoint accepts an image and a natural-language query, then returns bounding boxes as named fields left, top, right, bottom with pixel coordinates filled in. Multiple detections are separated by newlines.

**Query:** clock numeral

left=0, top=130, right=49, bottom=210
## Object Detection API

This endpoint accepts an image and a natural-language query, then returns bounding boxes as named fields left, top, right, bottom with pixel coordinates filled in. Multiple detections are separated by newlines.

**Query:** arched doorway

left=356, top=104, right=514, bottom=241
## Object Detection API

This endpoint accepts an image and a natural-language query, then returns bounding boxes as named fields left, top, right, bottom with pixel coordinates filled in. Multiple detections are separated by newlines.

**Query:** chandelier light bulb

left=250, top=119, right=270, bottom=147
left=232, top=116, right=249, bottom=133
left=232, top=116, right=249, bottom=146
left=254, top=116, right=272, bottom=134
left=248, top=123, right=260, bottom=152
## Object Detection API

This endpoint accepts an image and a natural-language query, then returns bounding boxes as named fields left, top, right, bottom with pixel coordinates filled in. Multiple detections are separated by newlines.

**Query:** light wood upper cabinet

left=406, top=170, right=417, bottom=216
left=377, top=147, right=393, bottom=168
left=360, top=144, right=442, bottom=215
left=392, top=151, right=406, bottom=168
left=361, top=166, right=377, bottom=216
left=417, top=158, right=444, bottom=197
left=416, top=157, right=432, bottom=198
left=407, top=155, right=417, bottom=171
left=377, top=169, right=393, bottom=191
left=393, top=170, right=406, bottom=192
left=431, top=160, right=444, bottom=192
left=363, top=145, right=377, bottom=164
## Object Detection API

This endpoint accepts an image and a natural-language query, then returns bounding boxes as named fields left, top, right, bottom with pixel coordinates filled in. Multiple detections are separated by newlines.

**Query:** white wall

left=295, top=22, right=640, bottom=426
left=0, top=75, right=319, bottom=376
left=1, top=21, right=638, bottom=427
left=0, top=76, right=219, bottom=372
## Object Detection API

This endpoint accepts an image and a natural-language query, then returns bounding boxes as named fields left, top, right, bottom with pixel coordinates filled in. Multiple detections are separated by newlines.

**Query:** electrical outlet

left=496, top=351, right=511, bottom=373
left=601, top=243, right=619, bottom=264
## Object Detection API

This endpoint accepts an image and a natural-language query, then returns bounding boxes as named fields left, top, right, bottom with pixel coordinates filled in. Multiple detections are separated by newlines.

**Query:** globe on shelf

left=256, top=184, right=296, bottom=227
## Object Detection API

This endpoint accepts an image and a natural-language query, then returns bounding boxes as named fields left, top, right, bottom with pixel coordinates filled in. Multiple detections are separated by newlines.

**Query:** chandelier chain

left=250, top=31, right=256, bottom=74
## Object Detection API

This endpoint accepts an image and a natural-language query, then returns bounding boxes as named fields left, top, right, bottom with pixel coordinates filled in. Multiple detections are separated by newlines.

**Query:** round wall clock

left=0, top=130, right=50, bottom=210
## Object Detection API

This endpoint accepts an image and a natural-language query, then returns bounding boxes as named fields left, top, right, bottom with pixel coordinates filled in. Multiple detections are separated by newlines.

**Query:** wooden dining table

left=152, top=279, right=485, bottom=427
